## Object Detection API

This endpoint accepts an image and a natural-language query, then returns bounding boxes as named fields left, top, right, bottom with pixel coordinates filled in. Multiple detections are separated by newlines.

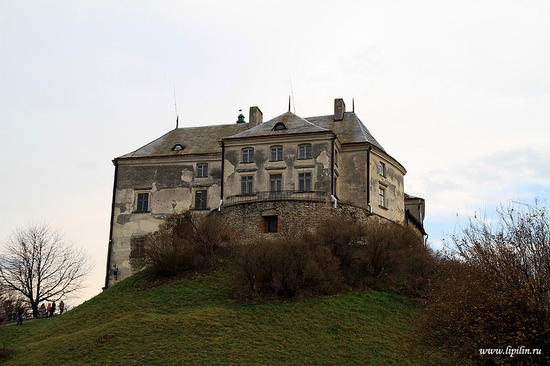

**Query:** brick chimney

left=334, top=98, right=346, bottom=121
left=249, top=106, right=263, bottom=128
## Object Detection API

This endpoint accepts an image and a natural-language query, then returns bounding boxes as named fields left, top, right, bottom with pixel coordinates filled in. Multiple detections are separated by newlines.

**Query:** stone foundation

left=214, top=201, right=374, bottom=241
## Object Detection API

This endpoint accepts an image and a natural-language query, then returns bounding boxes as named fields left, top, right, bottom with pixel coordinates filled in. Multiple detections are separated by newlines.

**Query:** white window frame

left=241, top=175, right=254, bottom=195
left=242, top=147, right=255, bottom=163
left=378, top=187, right=386, bottom=208
left=298, top=172, right=312, bottom=192
left=197, top=163, right=208, bottom=178
left=299, top=144, right=312, bottom=159
left=379, top=162, right=386, bottom=177
left=270, top=146, right=283, bottom=161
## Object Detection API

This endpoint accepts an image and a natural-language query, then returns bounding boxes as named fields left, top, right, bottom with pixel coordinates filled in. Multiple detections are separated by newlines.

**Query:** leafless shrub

left=311, top=214, right=366, bottom=269
left=0, top=293, right=25, bottom=322
left=232, top=236, right=344, bottom=300
left=131, top=212, right=237, bottom=278
left=307, top=215, right=433, bottom=295
left=421, top=200, right=550, bottom=365
left=359, top=220, right=433, bottom=295
left=232, top=215, right=432, bottom=299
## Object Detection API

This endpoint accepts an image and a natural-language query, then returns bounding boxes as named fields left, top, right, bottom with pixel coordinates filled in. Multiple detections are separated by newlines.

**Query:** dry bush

left=312, top=214, right=367, bottom=269
left=0, top=294, right=25, bottom=322
left=232, top=236, right=344, bottom=300
left=232, top=215, right=433, bottom=300
left=421, top=201, right=550, bottom=365
left=360, top=220, right=434, bottom=296
left=131, top=211, right=237, bottom=278
left=310, top=215, right=433, bottom=296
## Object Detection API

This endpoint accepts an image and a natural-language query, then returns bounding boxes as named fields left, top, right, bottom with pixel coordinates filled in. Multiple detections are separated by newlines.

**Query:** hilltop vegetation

left=0, top=269, right=444, bottom=365
left=3, top=200, right=548, bottom=365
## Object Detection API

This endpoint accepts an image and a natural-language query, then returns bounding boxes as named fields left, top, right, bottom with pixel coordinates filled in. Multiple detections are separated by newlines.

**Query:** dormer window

left=273, top=122, right=286, bottom=131
left=172, top=144, right=184, bottom=151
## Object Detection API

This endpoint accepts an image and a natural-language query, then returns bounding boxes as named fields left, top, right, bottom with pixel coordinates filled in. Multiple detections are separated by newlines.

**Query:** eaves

left=113, top=152, right=222, bottom=166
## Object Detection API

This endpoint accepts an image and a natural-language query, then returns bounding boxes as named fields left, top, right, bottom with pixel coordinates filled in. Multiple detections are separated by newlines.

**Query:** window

left=264, top=216, right=279, bottom=233
left=299, top=144, right=312, bottom=159
left=334, top=150, right=339, bottom=166
left=241, top=176, right=253, bottom=195
left=379, top=187, right=386, bottom=207
left=242, top=147, right=254, bottom=163
left=130, top=236, right=145, bottom=259
left=136, top=193, right=149, bottom=212
left=172, top=144, right=184, bottom=151
left=273, top=122, right=286, bottom=131
left=379, top=162, right=386, bottom=177
left=197, top=163, right=208, bottom=178
left=298, top=172, right=312, bottom=191
left=270, top=146, right=283, bottom=161
left=195, top=190, right=207, bottom=210
left=270, top=174, right=282, bottom=199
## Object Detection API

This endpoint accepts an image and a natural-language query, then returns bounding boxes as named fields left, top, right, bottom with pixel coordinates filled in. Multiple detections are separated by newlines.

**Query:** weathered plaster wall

left=223, top=139, right=333, bottom=199
left=369, top=150, right=405, bottom=223
left=333, top=146, right=405, bottom=223
left=107, top=158, right=222, bottom=286
left=336, top=148, right=369, bottom=207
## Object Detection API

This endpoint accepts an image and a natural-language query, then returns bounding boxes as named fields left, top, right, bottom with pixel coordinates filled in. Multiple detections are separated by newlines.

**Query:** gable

left=223, top=111, right=331, bottom=140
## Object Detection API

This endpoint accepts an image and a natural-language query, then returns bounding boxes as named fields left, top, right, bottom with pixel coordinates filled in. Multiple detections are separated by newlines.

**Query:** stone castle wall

left=214, top=201, right=374, bottom=241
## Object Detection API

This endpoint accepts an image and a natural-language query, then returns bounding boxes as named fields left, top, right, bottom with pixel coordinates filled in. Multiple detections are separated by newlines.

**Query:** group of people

left=38, top=301, right=64, bottom=318
left=13, top=300, right=65, bottom=326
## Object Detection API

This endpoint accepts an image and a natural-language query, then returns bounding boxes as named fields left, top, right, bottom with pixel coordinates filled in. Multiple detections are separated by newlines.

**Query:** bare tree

left=0, top=222, right=93, bottom=318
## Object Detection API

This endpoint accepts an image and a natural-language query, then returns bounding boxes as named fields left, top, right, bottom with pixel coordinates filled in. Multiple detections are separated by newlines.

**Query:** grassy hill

left=0, top=269, right=445, bottom=365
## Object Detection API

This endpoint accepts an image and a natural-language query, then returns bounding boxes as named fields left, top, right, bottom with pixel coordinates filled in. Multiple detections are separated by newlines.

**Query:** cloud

left=416, top=147, right=550, bottom=220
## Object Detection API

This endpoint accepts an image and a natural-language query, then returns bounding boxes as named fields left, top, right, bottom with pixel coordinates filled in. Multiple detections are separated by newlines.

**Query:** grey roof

left=117, top=111, right=386, bottom=160
left=223, top=111, right=331, bottom=140
left=118, top=124, right=249, bottom=159
left=405, top=193, right=425, bottom=201
left=306, top=112, right=386, bottom=152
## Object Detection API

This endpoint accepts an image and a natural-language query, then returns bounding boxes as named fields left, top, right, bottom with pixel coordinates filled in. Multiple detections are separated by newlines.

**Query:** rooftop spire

left=236, top=109, right=246, bottom=123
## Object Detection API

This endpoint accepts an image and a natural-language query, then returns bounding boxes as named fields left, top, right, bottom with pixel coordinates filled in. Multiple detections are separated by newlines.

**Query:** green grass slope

left=0, top=270, right=441, bottom=365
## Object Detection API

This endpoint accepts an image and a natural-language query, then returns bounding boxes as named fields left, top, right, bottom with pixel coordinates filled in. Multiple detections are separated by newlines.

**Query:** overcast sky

left=1, top=0, right=549, bottom=305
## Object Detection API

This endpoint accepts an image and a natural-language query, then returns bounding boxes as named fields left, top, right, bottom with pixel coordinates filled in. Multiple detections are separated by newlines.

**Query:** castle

left=104, top=98, right=425, bottom=287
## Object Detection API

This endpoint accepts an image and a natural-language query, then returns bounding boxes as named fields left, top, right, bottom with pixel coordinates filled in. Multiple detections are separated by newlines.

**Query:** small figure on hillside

left=39, top=303, right=46, bottom=318
left=50, top=302, right=56, bottom=317
left=47, top=303, right=52, bottom=317
left=16, top=305, right=24, bottom=325
left=59, top=300, right=65, bottom=314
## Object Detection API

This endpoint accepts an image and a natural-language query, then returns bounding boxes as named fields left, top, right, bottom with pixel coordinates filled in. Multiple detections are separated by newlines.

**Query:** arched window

left=273, top=122, right=286, bottom=131
left=172, top=144, right=184, bottom=151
